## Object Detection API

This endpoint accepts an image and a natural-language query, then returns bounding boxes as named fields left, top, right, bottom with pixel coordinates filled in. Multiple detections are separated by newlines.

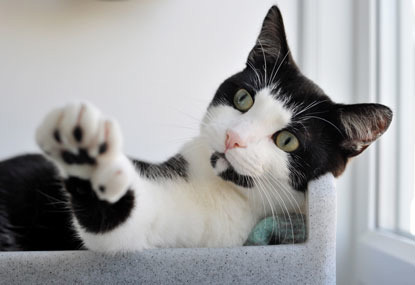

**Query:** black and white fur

left=0, top=6, right=392, bottom=252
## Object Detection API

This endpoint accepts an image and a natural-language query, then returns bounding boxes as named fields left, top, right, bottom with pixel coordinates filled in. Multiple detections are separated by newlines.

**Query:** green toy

left=245, top=213, right=307, bottom=246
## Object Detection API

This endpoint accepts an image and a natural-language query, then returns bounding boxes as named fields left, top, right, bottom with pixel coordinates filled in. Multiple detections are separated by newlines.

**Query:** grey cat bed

left=0, top=173, right=336, bottom=284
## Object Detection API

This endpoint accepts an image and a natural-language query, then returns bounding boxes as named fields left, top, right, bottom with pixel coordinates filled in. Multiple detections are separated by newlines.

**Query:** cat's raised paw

left=36, top=102, right=123, bottom=179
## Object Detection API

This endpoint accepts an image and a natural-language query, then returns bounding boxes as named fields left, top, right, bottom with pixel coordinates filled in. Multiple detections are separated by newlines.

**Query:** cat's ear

left=247, top=6, right=293, bottom=66
left=337, top=103, right=393, bottom=157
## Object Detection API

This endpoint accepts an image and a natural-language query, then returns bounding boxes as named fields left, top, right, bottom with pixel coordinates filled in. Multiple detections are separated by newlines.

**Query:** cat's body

left=0, top=138, right=302, bottom=252
left=0, top=6, right=392, bottom=252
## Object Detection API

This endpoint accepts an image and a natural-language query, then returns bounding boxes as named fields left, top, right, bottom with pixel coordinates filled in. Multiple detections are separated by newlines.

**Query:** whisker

left=300, top=115, right=343, bottom=136
left=269, top=51, right=290, bottom=86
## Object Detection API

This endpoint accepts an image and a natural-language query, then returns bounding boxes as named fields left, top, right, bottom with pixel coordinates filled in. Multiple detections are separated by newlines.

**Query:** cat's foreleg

left=35, top=103, right=138, bottom=234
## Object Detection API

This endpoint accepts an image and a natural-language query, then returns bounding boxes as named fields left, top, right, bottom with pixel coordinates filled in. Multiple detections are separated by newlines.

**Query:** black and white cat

left=0, top=6, right=392, bottom=252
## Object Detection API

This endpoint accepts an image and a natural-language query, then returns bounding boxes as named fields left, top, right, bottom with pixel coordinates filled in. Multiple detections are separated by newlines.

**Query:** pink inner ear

left=343, top=113, right=390, bottom=143
left=339, top=104, right=392, bottom=156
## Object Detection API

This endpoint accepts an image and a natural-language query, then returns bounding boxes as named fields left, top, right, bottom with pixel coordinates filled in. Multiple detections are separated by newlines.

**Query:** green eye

left=233, top=89, right=253, bottom=111
left=275, top=131, right=299, bottom=152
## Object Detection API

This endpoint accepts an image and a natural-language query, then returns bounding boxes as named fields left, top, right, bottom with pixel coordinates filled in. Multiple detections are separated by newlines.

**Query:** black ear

left=247, top=6, right=293, bottom=65
left=337, top=103, right=393, bottom=157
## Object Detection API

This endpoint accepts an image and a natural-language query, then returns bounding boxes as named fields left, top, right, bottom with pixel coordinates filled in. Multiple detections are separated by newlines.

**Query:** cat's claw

left=36, top=102, right=132, bottom=202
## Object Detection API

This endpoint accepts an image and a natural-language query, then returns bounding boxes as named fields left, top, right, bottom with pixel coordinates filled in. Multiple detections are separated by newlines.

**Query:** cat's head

left=200, top=6, right=392, bottom=192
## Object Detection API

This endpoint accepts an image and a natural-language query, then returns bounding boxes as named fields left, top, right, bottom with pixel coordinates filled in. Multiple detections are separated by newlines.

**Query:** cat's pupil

left=239, top=94, right=247, bottom=103
left=284, top=137, right=291, bottom=145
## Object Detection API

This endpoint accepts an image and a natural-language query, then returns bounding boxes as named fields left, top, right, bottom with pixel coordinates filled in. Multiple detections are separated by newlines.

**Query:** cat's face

left=200, top=6, right=392, bottom=192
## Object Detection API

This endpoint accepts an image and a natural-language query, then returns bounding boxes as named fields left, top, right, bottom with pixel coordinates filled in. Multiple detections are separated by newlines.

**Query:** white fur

left=36, top=89, right=305, bottom=252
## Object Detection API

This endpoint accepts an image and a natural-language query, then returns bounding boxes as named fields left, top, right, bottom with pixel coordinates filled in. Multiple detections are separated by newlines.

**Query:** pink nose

left=225, top=130, right=246, bottom=151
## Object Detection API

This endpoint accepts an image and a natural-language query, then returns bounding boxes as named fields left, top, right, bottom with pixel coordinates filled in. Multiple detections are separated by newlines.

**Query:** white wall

left=0, top=0, right=299, bottom=162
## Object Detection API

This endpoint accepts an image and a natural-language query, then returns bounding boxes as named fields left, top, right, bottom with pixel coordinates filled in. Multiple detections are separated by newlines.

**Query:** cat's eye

left=275, top=131, right=299, bottom=152
left=233, top=89, right=253, bottom=111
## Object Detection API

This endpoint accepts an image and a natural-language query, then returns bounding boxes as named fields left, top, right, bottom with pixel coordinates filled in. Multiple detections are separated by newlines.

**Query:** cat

left=0, top=6, right=392, bottom=252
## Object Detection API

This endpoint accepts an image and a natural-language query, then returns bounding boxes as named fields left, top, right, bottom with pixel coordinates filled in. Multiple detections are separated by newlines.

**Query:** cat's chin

left=210, top=151, right=263, bottom=176
left=224, top=150, right=264, bottom=177
left=209, top=151, right=256, bottom=188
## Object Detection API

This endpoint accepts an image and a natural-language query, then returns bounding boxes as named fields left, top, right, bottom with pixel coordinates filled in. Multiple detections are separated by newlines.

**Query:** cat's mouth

left=210, top=152, right=254, bottom=188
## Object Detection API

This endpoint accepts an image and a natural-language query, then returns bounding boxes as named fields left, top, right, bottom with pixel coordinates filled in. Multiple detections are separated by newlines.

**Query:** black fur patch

left=0, top=154, right=82, bottom=251
left=133, top=154, right=188, bottom=180
left=65, top=177, right=135, bottom=234
left=219, top=168, right=254, bottom=188
left=210, top=152, right=221, bottom=168
left=0, top=204, right=19, bottom=251
left=210, top=152, right=254, bottom=188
